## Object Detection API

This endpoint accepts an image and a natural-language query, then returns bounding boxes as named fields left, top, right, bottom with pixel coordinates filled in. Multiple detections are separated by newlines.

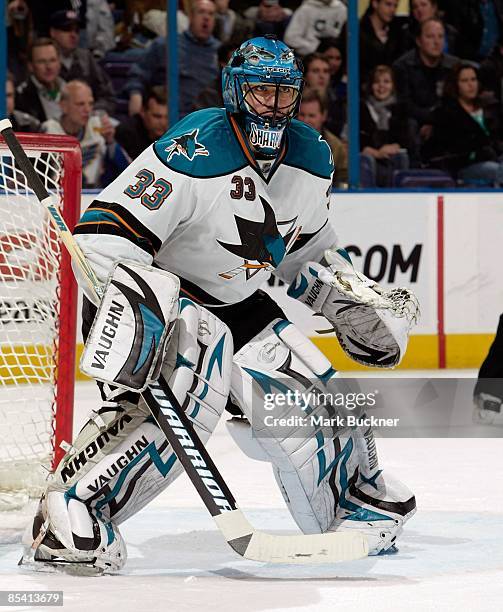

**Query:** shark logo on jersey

left=217, top=196, right=301, bottom=280
left=165, top=129, right=209, bottom=162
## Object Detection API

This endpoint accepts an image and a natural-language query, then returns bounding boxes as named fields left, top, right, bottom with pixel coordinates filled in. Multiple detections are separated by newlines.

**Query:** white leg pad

left=22, top=300, right=233, bottom=572
left=231, top=319, right=416, bottom=554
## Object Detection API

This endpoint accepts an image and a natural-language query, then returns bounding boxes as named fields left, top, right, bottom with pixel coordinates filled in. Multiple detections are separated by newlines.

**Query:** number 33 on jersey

left=74, top=108, right=336, bottom=306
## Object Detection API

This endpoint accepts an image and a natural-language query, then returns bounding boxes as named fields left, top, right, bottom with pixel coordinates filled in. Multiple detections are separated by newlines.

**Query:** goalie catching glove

left=287, top=248, right=419, bottom=368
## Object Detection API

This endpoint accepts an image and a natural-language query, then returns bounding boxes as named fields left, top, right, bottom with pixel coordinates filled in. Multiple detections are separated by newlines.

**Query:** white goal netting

left=0, top=136, right=79, bottom=511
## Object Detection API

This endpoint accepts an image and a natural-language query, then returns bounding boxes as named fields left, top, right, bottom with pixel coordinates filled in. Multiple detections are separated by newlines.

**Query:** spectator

left=85, top=0, right=116, bottom=58
left=360, top=64, right=410, bottom=187
left=42, top=80, right=129, bottom=188
left=28, top=0, right=115, bottom=58
left=192, top=42, right=235, bottom=111
left=401, top=0, right=457, bottom=54
left=114, top=2, right=189, bottom=51
left=136, top=8, right=169, bottom=38
left=49, top=10, right=116, bottom=115
left=6, top=72, right=41, bottom=132
left=317, top=38, right=347, bottom=103
left=440, top=0, right=503, bottom=62
left=244, top=0, right=292, bottom=41
left=115, top=86, right=168, bottom=159
left=298, top=87, right=348, bottom=187
left=16, top=38, right=66, bottom=123
left=125, top=0, right=220, bottom=118
left=303, top=52, right=343, bottom=136
left=284, top=0, right=347, bottom=57
left=480, top=35, right=503, bottom=102
left=118, top=0, right=171, bottom=26
left=7, top=0, right=33, bottom=84
left=114, top=9, right=183, bottom=54
left=393, top=18, right=459, bottom=137
left=359, top=0, right=405, bottom=81
left=213, top=0, right=250, bottom=44
left=27, top=1, right=76, bottom=36
left=423, top=63, right=503, bottom=185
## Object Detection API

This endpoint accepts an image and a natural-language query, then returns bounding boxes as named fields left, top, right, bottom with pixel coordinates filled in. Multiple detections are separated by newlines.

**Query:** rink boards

left=2, top=190, right=503, bottom=379
left=72, top=190, right=503, bottom=372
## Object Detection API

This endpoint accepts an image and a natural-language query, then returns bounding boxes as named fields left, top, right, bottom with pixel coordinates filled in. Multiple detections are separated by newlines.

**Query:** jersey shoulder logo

left=165, top=129, right=209, bottom=162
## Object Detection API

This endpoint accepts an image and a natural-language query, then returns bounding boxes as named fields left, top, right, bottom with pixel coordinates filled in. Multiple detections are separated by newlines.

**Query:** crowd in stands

left=6, top=0, right=503, bottom=188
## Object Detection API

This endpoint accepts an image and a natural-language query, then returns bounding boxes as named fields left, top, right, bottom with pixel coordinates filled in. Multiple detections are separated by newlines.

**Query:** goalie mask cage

left=0, top=133, right=80, bottom=511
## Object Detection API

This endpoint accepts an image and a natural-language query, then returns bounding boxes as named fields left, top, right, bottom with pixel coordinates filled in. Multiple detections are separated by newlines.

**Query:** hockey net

left=0, top=133, right=80, bottom=512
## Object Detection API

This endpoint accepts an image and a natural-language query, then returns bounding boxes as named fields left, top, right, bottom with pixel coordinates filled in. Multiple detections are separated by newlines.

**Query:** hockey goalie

left=21, top=36, right=419, bottom=573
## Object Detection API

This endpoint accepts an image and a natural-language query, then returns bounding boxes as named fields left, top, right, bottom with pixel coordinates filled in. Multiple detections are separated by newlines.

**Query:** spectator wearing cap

left=28, top=0, right=115, bottom=59
left=115, top=86, right=168, bottom=160
left=27, top=0, right=77, bottom=37
left=284, top=0, right=347, bottom=57
left=125, top=0, right=220, bottom=118
left=50, top=10, right=116, bottom=115
left=16, top=37, right=66, bottom=123
left=6, top=72, right=41, bottom=132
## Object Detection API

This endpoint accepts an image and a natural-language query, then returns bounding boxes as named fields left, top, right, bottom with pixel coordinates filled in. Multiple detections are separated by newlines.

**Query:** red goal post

left=0, top=133, right=81, bottom=509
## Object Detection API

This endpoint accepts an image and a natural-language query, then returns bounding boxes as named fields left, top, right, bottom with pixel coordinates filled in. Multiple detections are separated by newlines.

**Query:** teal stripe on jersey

left=74, top=200, right=162, bottom=256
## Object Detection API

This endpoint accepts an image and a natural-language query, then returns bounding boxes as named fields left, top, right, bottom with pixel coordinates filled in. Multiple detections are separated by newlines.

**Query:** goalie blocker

left=80, top=261, right=179, bottom=392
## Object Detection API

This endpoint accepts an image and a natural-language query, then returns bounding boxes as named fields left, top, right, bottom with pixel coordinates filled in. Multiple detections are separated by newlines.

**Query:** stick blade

left=243, top=530, right=368, bottom=564
left=215, top=509, right=368, bottom=564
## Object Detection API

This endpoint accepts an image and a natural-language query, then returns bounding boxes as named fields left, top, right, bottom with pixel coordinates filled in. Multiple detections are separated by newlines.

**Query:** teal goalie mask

left=222, top=36, right=304, bottom=157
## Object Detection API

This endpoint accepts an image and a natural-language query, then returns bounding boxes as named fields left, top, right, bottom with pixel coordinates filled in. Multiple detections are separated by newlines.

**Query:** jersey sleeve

left=273, top=219, right=338, bottom=284
left=274, top=122, right=336, bottom=284
left=73, top=143, right=196, bottom=295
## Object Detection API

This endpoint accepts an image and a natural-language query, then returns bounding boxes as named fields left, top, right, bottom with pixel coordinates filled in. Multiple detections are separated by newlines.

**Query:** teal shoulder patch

left=154, top=109, right=247, bottom=177
left=284, top=120, right=334, bottom=180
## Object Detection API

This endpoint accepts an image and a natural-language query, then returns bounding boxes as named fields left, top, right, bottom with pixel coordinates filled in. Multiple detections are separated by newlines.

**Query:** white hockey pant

left=230, top=319, right=416, bottom=555
left=23, top=300, right=233, bottom=572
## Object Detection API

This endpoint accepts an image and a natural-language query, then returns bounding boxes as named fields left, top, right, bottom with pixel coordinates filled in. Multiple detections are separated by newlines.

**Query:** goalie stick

left=0, top=119, right=368, bottom=564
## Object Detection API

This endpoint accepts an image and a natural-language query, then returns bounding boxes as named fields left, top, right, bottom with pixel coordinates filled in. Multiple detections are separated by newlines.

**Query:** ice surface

left=0, top=377, right=502, bottom=612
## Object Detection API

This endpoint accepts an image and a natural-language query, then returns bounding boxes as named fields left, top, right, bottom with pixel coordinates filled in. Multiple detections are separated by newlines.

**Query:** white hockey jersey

left=74, top=108, right=337, bottom=306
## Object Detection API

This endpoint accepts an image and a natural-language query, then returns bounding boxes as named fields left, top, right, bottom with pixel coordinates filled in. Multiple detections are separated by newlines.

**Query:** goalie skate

left=19, top=494, right=126, bottom=575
